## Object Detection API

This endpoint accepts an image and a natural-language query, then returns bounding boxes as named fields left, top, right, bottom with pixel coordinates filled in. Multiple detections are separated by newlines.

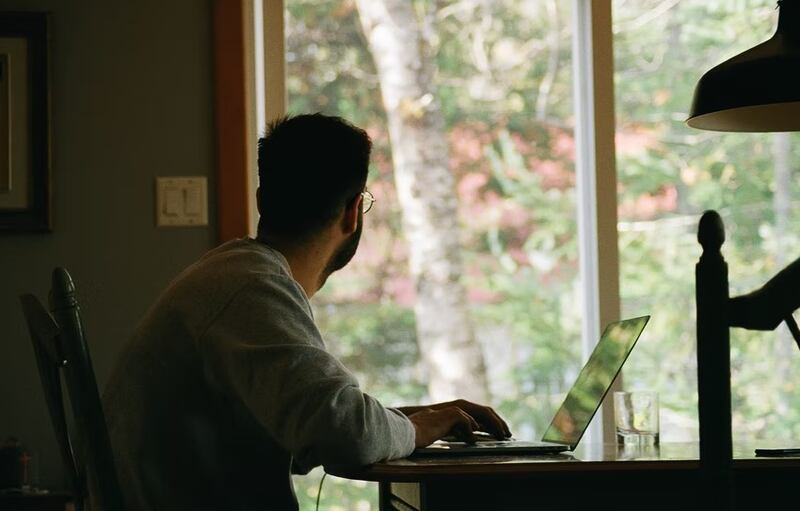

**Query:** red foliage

left=468, top=287, right=500, bottom=303
left=448, top=122, right=494, bottom=174
left=616, top=127, right=660, bottom=156
left=457, top=172, right=489, bottom=203
left=551, top=129, right=576, bottom=161
left=385, top=276, right=415, bottom=306
left=618, top=185, right=678, bottom=220
left=527, top=158, right=574, bottom=188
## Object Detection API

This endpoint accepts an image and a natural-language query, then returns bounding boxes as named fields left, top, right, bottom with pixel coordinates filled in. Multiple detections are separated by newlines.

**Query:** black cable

left=315, top=471, right=328, bottom=511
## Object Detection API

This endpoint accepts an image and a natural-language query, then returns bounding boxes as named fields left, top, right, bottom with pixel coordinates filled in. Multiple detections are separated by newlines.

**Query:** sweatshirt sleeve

left=197, top=275, right=416, bottom=470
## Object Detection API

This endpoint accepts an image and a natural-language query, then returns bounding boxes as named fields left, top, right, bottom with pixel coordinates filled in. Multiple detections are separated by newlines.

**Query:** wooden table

left=328, top=442, right=800, bottom=510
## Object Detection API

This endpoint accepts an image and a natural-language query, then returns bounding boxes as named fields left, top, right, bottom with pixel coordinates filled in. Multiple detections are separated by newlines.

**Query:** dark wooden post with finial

left=696, top=210, right=733, bottom=508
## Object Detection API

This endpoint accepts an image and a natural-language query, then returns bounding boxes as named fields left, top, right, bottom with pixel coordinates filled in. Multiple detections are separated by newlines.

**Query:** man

left=103, top=113, right=510, bottom=510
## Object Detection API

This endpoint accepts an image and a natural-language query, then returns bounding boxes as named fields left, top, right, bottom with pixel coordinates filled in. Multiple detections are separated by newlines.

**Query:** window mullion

left=573, top=0, right=621, bottom=449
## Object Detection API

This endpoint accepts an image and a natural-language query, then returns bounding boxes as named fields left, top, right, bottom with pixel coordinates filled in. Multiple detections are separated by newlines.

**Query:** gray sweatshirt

left=102, top=238, right=415, bottom=510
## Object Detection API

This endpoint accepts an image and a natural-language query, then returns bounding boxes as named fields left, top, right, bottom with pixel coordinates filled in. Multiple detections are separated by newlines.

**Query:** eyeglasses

left=361, top=189, right=376, bottom=214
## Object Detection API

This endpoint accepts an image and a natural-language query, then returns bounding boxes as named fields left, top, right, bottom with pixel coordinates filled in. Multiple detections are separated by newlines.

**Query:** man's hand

left=401, top=400, right=512, bottom=448
left=407, top=407, right=479, bottom=448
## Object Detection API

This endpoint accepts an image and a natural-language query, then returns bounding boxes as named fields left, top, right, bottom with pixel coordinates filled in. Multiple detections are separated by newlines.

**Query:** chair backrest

left=20, top=267, right=125, bottom=511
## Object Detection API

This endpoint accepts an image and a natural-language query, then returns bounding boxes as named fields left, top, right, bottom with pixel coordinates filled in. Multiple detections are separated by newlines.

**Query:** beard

left=319, top=213, right=363, bottom=288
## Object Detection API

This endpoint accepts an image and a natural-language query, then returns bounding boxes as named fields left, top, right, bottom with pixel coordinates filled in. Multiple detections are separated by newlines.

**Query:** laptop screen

left=541, top=315, right=650, bottom=449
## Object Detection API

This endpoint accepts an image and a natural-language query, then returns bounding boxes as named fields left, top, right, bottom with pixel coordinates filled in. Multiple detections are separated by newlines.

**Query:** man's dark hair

left=257, top=113, right=371, bottom=241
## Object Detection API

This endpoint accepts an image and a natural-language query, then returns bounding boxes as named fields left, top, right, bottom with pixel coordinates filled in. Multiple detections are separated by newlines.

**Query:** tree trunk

left=354, top=0, right=490, bottom=403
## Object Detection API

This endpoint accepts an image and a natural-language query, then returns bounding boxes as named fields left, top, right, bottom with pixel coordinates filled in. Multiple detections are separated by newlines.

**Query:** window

left=286, top=0, right=585, bottom=417
left=614, top=0, right=800, bottom=443
left=281, top=0, right=606, bottom=508
left=241, top=2, right=800, bottom=507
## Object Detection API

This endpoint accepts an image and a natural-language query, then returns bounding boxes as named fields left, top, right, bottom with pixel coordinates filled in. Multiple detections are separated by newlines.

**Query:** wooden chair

left=695, top=210, right=733, bottom=509
left=696, top=210, right=800, bottom=509
left=19, top=267, right=125, bottom=511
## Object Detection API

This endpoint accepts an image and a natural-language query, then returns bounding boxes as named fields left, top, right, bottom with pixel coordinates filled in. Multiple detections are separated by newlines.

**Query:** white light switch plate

left=156, top=177, right=208, bottom=227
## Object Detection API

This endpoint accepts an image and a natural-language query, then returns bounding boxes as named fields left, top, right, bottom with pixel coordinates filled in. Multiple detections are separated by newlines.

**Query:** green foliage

left=471, top=128, right=581, bottom=435
left=293, top=469, right=378, bottom=511
left=614, top=0, right=800, bottom=442
left=312, top=301, right=427, bottom=404
left=286, top=0, right=800, bottom=509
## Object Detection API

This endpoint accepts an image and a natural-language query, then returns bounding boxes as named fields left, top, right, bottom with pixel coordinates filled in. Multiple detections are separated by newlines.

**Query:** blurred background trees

left=283, top=0, right=800, bottom=508
left=354, top=0, right=490, bottom=403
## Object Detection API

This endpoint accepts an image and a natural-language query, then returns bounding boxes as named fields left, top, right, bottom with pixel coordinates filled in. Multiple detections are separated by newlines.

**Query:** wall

left=0, top=0, right=216, bottom=488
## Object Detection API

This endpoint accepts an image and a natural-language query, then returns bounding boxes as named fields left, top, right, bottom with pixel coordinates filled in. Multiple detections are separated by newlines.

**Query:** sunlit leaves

left=614, top=0, right=800, bottom=442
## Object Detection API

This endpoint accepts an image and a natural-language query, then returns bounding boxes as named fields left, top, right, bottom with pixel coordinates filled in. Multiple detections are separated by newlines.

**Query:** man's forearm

left=730, top=256, right=800, bottom=330
left=396, top=401, right=460, bottom=416
left=396, top=405, right=426, bottom=416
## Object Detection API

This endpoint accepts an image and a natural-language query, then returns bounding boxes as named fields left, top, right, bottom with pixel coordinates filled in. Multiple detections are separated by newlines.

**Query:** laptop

left=412, top=315, right=650, bottom=456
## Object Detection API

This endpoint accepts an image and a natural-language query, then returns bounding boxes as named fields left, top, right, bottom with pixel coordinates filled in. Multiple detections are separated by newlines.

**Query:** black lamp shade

left=687, top=1, right=800, bottom=132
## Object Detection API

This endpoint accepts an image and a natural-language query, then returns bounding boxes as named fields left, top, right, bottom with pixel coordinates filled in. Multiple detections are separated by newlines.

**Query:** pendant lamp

left=687, top=0, right=800, bottom=132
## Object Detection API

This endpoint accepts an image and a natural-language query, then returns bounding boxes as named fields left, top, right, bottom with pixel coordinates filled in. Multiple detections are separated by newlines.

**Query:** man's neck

left=256, top=234, right=329, bottom=298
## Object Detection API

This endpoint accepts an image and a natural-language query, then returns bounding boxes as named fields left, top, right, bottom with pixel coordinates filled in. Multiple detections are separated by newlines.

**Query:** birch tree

left=354, top=0, right=490, bottom=403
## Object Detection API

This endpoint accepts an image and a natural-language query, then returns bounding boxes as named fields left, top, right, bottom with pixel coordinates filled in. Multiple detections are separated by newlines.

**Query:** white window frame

left=250, top=0, right=621, bottom=447
left=247, top=0, right=287, bottom=235
left=572, top=0, right=621, bottom=448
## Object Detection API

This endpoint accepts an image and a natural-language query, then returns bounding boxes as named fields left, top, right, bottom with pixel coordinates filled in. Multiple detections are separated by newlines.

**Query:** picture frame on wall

left=0, top=12, right=50, bottom=233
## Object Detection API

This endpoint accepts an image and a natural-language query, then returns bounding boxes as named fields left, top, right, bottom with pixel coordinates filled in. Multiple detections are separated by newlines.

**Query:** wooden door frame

left=213, top=0, right=250, bottom=242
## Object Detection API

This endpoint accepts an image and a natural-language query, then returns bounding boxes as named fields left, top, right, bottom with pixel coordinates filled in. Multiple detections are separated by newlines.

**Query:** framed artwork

left=0, top=12, right=50, bottom=233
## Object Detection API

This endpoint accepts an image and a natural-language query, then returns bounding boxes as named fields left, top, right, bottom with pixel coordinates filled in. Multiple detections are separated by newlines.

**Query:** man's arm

left=200, top=275, right=511, bottom=465
left=199, top=277, right=416, bottom=468
left=729, top=256, right=800, bottom=330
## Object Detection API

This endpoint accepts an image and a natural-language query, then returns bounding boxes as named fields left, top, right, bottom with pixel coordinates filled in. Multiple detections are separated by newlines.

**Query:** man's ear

left=340, top=195, right=361, bottom=236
